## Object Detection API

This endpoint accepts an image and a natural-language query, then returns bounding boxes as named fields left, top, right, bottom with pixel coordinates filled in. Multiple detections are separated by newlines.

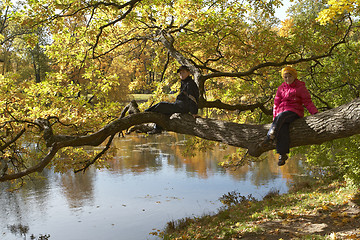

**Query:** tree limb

left=0, top=128, right=26, bottom=152
left=0, top=144, right=60, bottom=182
left=199, top=98, right=273, bottom=115
left=1, top=97, right=359, bottom=182
left=151, top=18, right=352, bottom=113
left=74, top=134, right=116, bottom=173
left=91, top=0, right=142, bottom=58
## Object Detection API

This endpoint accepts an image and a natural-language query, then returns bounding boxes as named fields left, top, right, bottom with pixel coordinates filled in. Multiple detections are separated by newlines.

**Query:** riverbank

left=158, top=180, right=360, bottom=239
left=131, top=94, right=152, bottom=102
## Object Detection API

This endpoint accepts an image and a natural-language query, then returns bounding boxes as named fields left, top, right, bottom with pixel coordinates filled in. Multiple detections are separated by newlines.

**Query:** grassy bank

left=157, top=181, right=360, bottom=239
left=131, top=94, right=152, bottom=102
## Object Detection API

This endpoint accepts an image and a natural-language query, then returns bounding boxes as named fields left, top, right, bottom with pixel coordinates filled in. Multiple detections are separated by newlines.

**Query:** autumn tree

left=317, top=0, right=360, bottom=24
left=0, top=0, right=359, bottom=184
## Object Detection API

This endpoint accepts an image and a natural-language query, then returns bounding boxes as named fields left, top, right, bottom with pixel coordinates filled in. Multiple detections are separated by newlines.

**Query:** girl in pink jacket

left=262, top=66, right=318, bottom=166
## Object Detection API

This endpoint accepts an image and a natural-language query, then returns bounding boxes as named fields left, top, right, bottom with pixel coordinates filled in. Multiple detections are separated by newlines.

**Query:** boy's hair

left=177, top=65, right=190, bottom=73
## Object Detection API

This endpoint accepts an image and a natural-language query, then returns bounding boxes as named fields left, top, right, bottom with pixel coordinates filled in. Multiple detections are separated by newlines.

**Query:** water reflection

left=61, top=169, right=96, bottom=209
left=0, top=133, right=305, bottom=240
left=109, top=133, right=230, bottom=177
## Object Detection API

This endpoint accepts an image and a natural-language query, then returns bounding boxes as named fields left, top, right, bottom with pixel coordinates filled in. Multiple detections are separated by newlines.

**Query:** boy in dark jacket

left=145, top=65, right=199, bottom=134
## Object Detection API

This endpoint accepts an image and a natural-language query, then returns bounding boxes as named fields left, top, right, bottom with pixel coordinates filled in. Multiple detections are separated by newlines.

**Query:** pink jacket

left=273, top=79, right=318, bottom=119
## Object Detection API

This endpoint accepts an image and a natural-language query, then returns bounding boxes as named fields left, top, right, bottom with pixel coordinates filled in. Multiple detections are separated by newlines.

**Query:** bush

left=298, top=135, right=360, bottom=185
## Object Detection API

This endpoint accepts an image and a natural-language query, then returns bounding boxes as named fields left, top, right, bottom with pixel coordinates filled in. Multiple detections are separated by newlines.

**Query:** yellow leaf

left=329, top=232, right=337, bottom=240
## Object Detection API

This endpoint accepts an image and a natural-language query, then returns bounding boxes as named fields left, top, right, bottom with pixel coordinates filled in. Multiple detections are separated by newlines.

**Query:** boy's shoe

left=147, top=128, right=162, bottom=135
left=278, top=154, right=288, bottom=166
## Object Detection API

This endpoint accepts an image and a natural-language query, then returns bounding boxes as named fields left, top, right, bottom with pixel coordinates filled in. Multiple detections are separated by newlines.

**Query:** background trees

left=0, top=0, right=359, bottom=184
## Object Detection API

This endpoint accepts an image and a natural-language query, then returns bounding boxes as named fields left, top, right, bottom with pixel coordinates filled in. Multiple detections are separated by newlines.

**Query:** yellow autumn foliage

left=317, top=0, right=359, bottom=24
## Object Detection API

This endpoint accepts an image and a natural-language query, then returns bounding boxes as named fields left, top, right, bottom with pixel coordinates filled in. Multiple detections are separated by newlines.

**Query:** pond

left=0, top=133, right=305, bottom=240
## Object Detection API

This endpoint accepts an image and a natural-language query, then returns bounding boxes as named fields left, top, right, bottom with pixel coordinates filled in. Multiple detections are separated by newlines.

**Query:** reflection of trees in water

left=0, top=170, right=52, bottom=239
left=247, top=152, right=304, bottom=187
left=7, top=223, right=29, bottom=238
left=110, top=133, right=238, bottom=178
left=56, top=133, right=303, bottom=209
left=0, top=170, right=51, bottom=216
left=60, top=168, right=96, bottom=209
left=6, top=223, right=50, bottom=240
left=248, top=152, right=280, bottom=186
left=0, top=167, right=96, bottom=237
left=108, top=133, right=304, bottom=183
left=0, top=133, right=306, bottom=239
left=0, top=185, right=24, bottom=227
left=0, top=132, right=305, bottom=224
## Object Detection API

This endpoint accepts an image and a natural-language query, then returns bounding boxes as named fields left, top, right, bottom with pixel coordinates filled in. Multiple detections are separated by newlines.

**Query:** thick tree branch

left=1, top=98, right=359, bottom=182
left=165, top=97, right=360, bottom=157
left=202, top=47, right=346, bottom=80
left=157, top=28, right=202, bottom=84
left=0, top=144, right=60, bottom=182
left=52, top=97, right=360, bottom=157
left=199, top=98, right=273, bottom=115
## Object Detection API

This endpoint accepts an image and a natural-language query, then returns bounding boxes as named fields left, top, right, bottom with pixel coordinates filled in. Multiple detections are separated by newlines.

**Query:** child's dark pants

left=267, top=111, right=299, bottom=155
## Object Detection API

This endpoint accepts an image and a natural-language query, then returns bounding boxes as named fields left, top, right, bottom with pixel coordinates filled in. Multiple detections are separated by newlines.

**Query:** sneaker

left=267, top=128, right=276, bottom=140
left=278, top=154, right=288, bottom=166
left=147, top=128, right=162, bottom=135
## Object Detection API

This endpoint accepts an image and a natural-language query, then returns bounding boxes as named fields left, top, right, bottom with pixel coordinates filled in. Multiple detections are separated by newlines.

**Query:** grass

left=131, top=94, right=152, bottom=102
left=157, top=180, right=360, bottom=239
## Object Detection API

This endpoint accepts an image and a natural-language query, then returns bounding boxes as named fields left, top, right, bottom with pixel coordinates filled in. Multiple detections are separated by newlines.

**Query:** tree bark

left=42, top=97, right=360, bottom=157
left=1, top=98, right=359, bottom=182
left=164, top=98, right=360, bottom=156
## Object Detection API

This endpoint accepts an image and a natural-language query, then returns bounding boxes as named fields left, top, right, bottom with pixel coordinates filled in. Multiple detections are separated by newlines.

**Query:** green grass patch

left=159, top=181, right=360, bottom=239
left=131, top=94, right=152, bottom=102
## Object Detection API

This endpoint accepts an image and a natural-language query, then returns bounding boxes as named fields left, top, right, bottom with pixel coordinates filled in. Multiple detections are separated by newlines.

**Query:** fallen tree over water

left=1, top=97, right=359, bottom=182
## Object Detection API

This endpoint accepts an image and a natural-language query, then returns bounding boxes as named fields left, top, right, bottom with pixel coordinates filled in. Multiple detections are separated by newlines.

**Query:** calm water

left=0, top=133, right=305, bottom=240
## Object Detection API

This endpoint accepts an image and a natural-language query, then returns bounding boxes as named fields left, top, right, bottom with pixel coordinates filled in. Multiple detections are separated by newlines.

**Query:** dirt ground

left=240, top=193, right=360, bottom=240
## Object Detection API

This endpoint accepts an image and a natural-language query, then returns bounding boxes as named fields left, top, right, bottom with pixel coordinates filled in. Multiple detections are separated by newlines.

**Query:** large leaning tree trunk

left=165, top=97, right=360, bottom=157
left=0, top=97, right=359, bottom=182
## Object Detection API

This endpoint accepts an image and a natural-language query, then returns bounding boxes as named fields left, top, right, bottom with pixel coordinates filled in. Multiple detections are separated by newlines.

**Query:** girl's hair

left=281, top=66, right=298, bottom=79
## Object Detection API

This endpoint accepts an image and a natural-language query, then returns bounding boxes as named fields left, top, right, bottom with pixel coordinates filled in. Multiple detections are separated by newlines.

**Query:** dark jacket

left=175, top=76, right=199, bottom=114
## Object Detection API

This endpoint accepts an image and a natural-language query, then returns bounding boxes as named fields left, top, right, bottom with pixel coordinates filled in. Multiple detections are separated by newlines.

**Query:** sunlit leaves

left=317, top=0, right=358, bottom=24
left=1, top=0, right=360, bottom=182
left=293, top=135, right=360, bottom=184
